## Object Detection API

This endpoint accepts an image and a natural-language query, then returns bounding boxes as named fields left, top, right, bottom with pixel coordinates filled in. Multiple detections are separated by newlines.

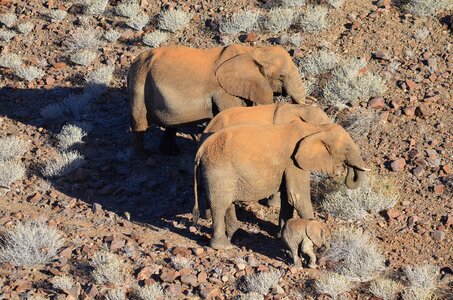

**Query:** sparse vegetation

left=298, top=49, right=338, bottom=77
left=135, top=284, right=164, bottom=300
left=316, top=271, right=353, bottom=300
left=158, top=9, right=192, bottom=33
left=414, top=26, right=430, bottom=40
left=115, top=0, right=141, bottom=18
left=219, top=10, right=260, bottom=34
left=402, top=287, right=433, bottom=300
left=91, top=250, right=127, bottom=285
left=369, top=278, right=400, bottom=300
left=280, top=0, right=307, bottom=7
left=125, top=13, right=150, bottom=31
left=83, top=0, right=109, bottom=15
left=326, top=0, right=344, bottom=9
left=14, top=66, right=45, bottom=81
left=69, top=49, right=97, bottom=66
left=340, top=108, right=380, bottom=141
left=41, top=150, right=86, bottom=177
left=85, top=65, right=114, bottom=86
left=263, top=8, right=295, bottom=33
left=244, top=269, right=282, bottom=295
left=67, top=28, right=102, bottom=50
left=143, top=30, right=168, bottom=47
left=0, top=160, right=25, bottom=189
left=63, top=92, right=94, bottom=118
left=106, top=288, right=126, bottom=300
left=404, top=264, right=438, bottom=292
left=0, top=221, right=64, bottom=267
left=0, top=29, right=16, bottom=41
left=296, top=6, right=329, bottom=33
left=56, top=124, right=87, bottom=150
left=0, top=136, right=28, bottom=161
left=401, top=0, right=453, bottom=16
left=0, top=13, right=17, bottom=28
left=238, top=292, right=264, bottom=300
left=51, top=275, right=74, bottom=292
left=47, top=9, right=68, bottom=22
left=17, top=21, right=34, bottom=34
left=40, top=102, right=67, bottom=120
left=104, top=30, right=122, bottom=42
left=0, top=52, right=22, bottom=69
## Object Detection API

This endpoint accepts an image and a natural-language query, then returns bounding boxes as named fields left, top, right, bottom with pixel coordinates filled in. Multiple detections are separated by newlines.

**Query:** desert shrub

left=142, top=30, right=168, bottom=47
left=91, top=250, right=127, bottom=285
left=0, top=52, right=22, bottom=69
left=369, top=278, right=400, bottom=300
left=296, top=5, right=329, bottom=33
left=262, top=7, right=295, bottom=33
left=0, top=13, right=17, bottom=28
left=404, top=264, right=438, bottom=291
left=85, top=65, right=114, bottom=86
left=244, top=269, right=282, bottom=295
left=17, top=21, right=34, bottom=34
left=321, top=179, right=397, bottom=220
left=0, top=136, right=28, bottom=161
left=0, top=160, right=25, bottom=188
left=401, top=0, right=453, bottom=16
left=219, top=10, right=260, bottom=35
left=69, top=49, right=97, bottom=66
left=340, top=108, right=380, bottom=141
left=47, top=9, right=68, bottom=22
left=414, top=27, right=430, bottom=40
left=41, top=150, right=85, bottom=177
left=67, top=28, right=102, bottom=50
left=402, top=287, right=433, bottom=300
left=298, top=49, right=338, bottom=77
left=104, top=30, right=121, bottom=42
left=0, top=221, right=64, bottom=267
left=316, top=271, right=353, bottom=300
left=171, top=256, right=193, bottom=270
left=106, top=288, right=126, bottom=300
left=323, top=58, right=387, bottom=108
left=135, top=284, right=164, bottom=300
left=125, top=13, right=149, bottom=31
left=158, top=9, right=192, bottom=33
left=40, top=102, right=67, bottom=120
left=51, top=275, right=74, bottom=292
left=15, top=66, right=45, bottom=81
left=83, top=0, right=109, bottom=15
left=0, top=29, right=16, bottom=41
left=280, top=0, right=307, bottom=7
left=115, top=0, right=141, bottom=18
left=326, top=227, right=385, bottom=282
left=63, top=92, right=94, bottom=118
left=326, top=0, right=345, bottom=9
left=56, top=124, right=87, bottom=150
left=238, top=292, right=264, bottom=300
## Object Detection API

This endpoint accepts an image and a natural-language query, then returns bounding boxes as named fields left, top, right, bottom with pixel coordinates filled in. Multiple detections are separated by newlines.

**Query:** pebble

left=180, top=274, right=198, bottom=286
left=92, top=203, right=102, bottom=213
left=390, top=158, right=406, bottom=172
left=415, top=104, right=431, bottom=118
left=405, top=79, right=418, bottom=90
left=403, top=106, right=416, bottom=116
left=386, top=208, right=400, bottom=220
left=431, top=230, right=445, bottom=242
left=368, top=97, right=385, bottom=109
left=433, top=184, right=444, bottom=195
left=412, top=166, right=424, bottom=176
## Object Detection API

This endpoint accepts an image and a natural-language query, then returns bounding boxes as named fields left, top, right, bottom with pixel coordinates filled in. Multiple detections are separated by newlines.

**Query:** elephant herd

left=127, top=44, right=369, bottom=268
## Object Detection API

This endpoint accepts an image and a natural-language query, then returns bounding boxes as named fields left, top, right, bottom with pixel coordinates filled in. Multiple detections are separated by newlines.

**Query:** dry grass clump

left=401, top=0, right=453, bottom=16
left=158, top=9, right=192, bottom=33
left=0, top=13, right=17, bottom=28
left=40, top=102, right=67, bottom=120
left=41, top=150, right=85, bottom=178
left=17, top=21, right=34, bottom=34
left=56, top=124, right=87, bottom=150
left=404, top=264, right=438, bottom=296
left=143, top=30, right=168, bottom=47
left=326, top=227, right=385, bottom=282
left=135, top=284, right=164, bottom=300
left=51, top=275, right=75, bottom=292
left=296, top=6, right=329, bottom=33
left=0, top=52, right=22, bottom=69
left=83, top=0, right=109, bottom=15
left=125, top=13, right=149, bottom=31
left=262, top=8, right=295, bottom=33
left=238, top=292, right=264, bottom=300
left=62, top=93, right=93, bottom=118
left=219, top=10, right=260, bottom=35
left=91, top=250, right=127, bottom=285
left=326, top=0, right=345, bottom=9
left=0, top=29, right=16, bottom=41
left=0, top=221, right=64, bottom=267
left=115, top=0, right=141, bottom=18
left=321, top=179, right=397, bottom=220
left=323, top=58, right=387, bottom=108
left=414, top=26, right=430, bottom=40
left=298, top=49, right=339, bottom=77
left=244, top=269, right=282, bottom=295
left=0, top=136, right=28, bottom=161
left=0, top=160, right=25, bottom=189
left=104, top=30, right=121, bottom=42
left=0, top=136, right=28, bottom=188
left=85, top=65, right=114, bottom=86
left=69, top=49, right=97, bottom=66
left=47, top=9, right=68, bottom=22
left=339, top=108, right=380, bottom=141
left=316, top=271, right=353, bottom=300
left=15, top=66, right=45, bottom=81
left=369, top=278, right=400, bottom=300
left=41, top=89, right=96, bottom=121
left=106, top=288, right=126, bottom=300
left=280, top=0, right=307, bottom=7
left=67, top=28, right=102, bottom=50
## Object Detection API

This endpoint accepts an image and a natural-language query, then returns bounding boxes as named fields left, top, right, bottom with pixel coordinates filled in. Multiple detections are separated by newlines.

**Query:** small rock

left=28, top=192, right=41, bottom=203
left=180, top=274, right=198, bottom=286
left=197, top=271, right=208, bottom=284
left=146, top=157, right=157, bottom=167
left=45, top=76, right=55, bottom=85
left=433, top=184, right=444, bottom=195
left=403, top=106, right=416, bottom=116
left=368, top=97, right=385, bottom=109
left=405, top=79, right=418, bottom=90
left=386, top=208, right=400, bottom=220
left=423, top=95, right=439, bottom=103
left=92, top=203, right=102, bottom=213
left=431, top=230, right=445, bottom=242
left=390, top=98, right=402, bottom=108
left=412, top=166, right=424, bottom=176
left=245, top=32, right=257, bottom=42
left=160, top=268, right=180, bottom=283
left=407, top=216, right=419, bottom=227
left=271, top=285, right=285, bottom=294
left=372, top=51, right=390, bottom=60
left=415, top=104, right=430, bottom=118
left=199, top=285, right=221, bottom=299
left=137, top=266, right=153, bottom=281
left=52, top=62, right=67, bottom=69
left=236, top=263, right=246, bottom=270
left=445, top=215, right=453, bottom=227
left=390, top=158, right=406, bottom=172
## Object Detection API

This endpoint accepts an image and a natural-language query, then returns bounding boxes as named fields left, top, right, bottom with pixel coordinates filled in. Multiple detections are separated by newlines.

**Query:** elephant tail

left=192, top=158, right=201, bottom=226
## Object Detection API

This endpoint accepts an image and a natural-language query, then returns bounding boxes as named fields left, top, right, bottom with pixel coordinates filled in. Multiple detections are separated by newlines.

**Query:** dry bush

left=47, top=9, right=68, bottom=22
left=219, top=10, right=260, bottom=35
left=321, top=178, right=397, bottom=220
left=106, top=288, right=126, bottom=300
left=15, top=66, right=45, bottom=81
left=85, top=65, right=114, bottom=86
left=326, top=0, right=345, bottom=9
left=369, top=278, right=400, bottom=300
left=40, top=102, right=67, bottom=120
left=91, top=250, right=127, bottom=285
left=0, top=136, right=28, bottom=161
left=115, top=0, right=141, bottom=18
left=135, top=284, right=164, bottom=300
left=238, top=292, right=264, bottom=300
left=67, top=28, right=102, bottom=50
left=83, top=0, right=109, bottom=15
left=0, top=13, right=17, bottom=28
left=17, top=22, right=34, bottom=34
left=262, top=8, right=295, bottom=33
left=296, top=6, right=329, bottom=33
left=402, top=287, right=433, bottom=300
left=0, top=221, right=64, bottom=267
left=143, top=30, right=168, bottom=47
left=41, top=150, right=85, bottom=178
left=171, top=256, right=193, bottom=270
left=69, top=49, right=97, bottom=66
left=56, top=124, right=87, bottom=150
left=326, top=227, right=385, bottom=282
left=0, top=52, right=22, bottom=69
left=104, top=30, right=121, bottom=42
left=125, top=13, right=149, bottom=31
left=51, top=275, right=74, bottom=292
left=0, top=29, right=16, bottom=41
left=158, top=9, right=192, bottom=33
left=280, top=0, right=307, bottom=7
left=0, top=160, right=25, bottom=189
left=401, top=0, right=453, bottom=16
left=244, top=269, right=282, bottom=295
left=414, top=27, right=430, bottom=40
left=339, top=108, right=380, bottom=141
left=404, top=264, right=438, bottom=292
left=316, top=271, right=353, bottom=300
left=63, top=92, right=94, bottom=118
left=298, top=49, right=338, bottom=77
left=323, top=58, right=387, bottom=108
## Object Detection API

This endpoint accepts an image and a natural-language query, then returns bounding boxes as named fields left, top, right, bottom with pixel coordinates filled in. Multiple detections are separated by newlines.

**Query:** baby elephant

left=282, top=218, right=331, bottom=268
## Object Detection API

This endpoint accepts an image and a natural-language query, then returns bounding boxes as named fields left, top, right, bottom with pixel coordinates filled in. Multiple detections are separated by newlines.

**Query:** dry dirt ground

left=0, top=0, right=452, bottom=299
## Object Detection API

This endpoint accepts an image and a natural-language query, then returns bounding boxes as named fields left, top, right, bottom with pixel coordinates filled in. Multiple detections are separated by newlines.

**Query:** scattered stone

left=180, top=274, right=198, bottom=286
left=197, top=271, right=208, bottom=284
left=192, top=247, right=204, bottom=256
left=92, top=203, right=102, bottom=213
left=433, top=184, right=444, bottom=195
left=405, top=79, right=417, bottom=90
left=372, top=51, right=390, bottom=60
left=245, top=32, right=257, bottom=43
left=199, top=285, right=221, bottom=299
left=160, top=268, right=180, bottom=283
left=272, top=284, right=285, bottom=295
left=390, top=98, right=402, bottom=108
left=403, top=106, right=416, bottom=116
left=407, top=216, right=419, bottom=227
left=412, top=166, right=424, bottom=176
left=386, top=208, right=400, bottom=220
left=390, top=158, right=406, bottom=172
left=415, top=104, right=431, bottom=118
left=431, top=230, right=445, bottom=242
left=137, top=266, right=154, bottom=281
left=368, top=97, right=385, bottom=109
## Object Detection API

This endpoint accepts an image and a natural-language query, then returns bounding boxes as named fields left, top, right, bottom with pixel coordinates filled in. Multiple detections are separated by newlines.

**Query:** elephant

left=127, top=44, right=308, bottom=155
left=193, top=120, right=369, bottom=250
left=281, top=218, right=331, bottom=268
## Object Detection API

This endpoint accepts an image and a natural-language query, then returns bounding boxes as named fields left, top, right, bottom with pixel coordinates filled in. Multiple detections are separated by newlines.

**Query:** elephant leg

left=158, top=127, right=180, bottom=155
left=225, top=204, right=240, bottom=238
left=278, top=189, right=294, bottom=238
left=212, top=93, right=245, bottom=114
left=285, top=166, right=314, bottom=220
left=263, top=192, right=281, bottom=208
left=209, top=186, right=234, bottom=250
left=302, top=239, right=317, bottom=268
left=285, top=239, right=302, bottom=268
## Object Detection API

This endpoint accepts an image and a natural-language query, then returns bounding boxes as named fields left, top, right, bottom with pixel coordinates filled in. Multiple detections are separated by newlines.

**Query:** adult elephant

left=127, top=44, right=308, bottom=155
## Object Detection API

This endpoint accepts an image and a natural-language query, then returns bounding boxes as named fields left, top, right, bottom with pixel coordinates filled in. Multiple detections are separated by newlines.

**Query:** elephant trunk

left=284, top=67, right=307, bottom=104
left=345, top=166, right=367, bottom=189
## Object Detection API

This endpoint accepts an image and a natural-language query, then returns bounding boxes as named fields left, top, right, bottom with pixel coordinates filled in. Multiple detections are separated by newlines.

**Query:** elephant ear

left=306, top=221, right=324, bottom=248
left=293, top=129, right=335, bottom=174
left=215, top=53, right=274, bottom=105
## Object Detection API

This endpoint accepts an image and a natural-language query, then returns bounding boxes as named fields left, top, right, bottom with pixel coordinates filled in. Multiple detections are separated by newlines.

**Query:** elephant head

left=306, top=221, right=331, bottom=249
left=273, top=103, right=333, bottom=125
left=294, top=124, right=370, bottom=189
left=215, top=45, right=307, bottom=105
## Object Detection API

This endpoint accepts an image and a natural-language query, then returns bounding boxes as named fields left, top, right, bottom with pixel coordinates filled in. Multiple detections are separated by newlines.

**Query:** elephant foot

left=264, top=196, right=281, bottom=208
left=226, top=221, right=240, bottom=238
left=205, top=208, right=212, bottom=219
left=308, top=263, right=318, bottom=269
left=210, top=236, right=234, bottom=250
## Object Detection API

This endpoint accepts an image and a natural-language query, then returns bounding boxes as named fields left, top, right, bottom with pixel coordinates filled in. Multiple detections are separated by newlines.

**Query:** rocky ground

left=0, top=0, right=452, bottom=299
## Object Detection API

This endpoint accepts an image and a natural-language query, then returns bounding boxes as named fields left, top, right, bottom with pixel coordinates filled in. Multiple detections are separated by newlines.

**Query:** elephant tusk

left=361, top=167, right=371, bottom=172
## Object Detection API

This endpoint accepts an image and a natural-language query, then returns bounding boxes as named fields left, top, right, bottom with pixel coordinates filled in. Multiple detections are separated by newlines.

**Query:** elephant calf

left=282, top=218, right=331, bottom=268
